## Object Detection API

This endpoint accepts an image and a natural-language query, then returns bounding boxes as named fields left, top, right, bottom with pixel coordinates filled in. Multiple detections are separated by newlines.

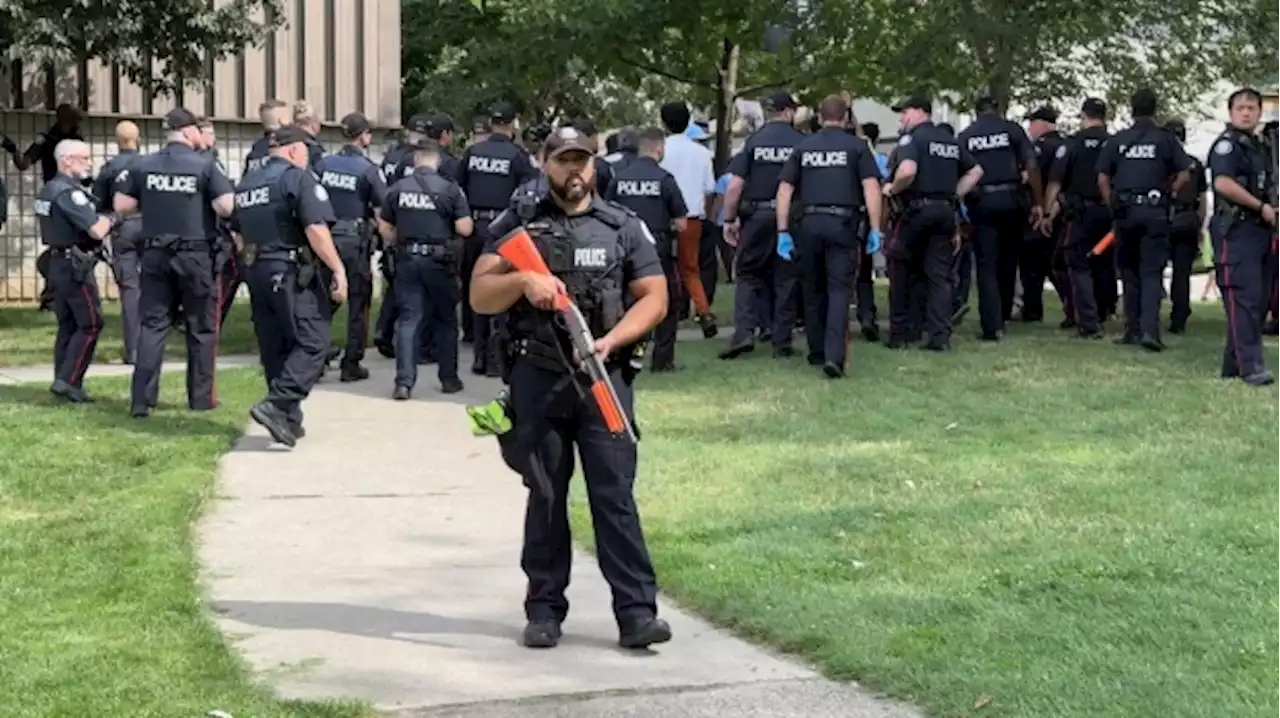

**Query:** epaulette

left=595, top=199, right=634, bottom=229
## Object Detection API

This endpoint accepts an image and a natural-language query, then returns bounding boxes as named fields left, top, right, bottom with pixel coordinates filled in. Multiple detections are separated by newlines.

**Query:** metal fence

left=1, top=109, right=397, bottom=303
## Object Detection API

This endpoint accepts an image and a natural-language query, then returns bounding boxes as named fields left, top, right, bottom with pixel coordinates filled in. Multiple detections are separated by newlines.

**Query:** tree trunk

left=712, top=39, right=739, bottom=176
left=986, top=37, right=1015, bottom=115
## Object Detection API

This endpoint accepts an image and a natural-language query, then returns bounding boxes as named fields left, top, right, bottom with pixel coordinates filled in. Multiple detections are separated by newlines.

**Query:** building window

left=296, top=0, right=306, bottom=101
left=265, top=4, right=277, bottom=99
left=324, top=0, right=335, bottom=120
left=355, top=0, right=365, bottom=114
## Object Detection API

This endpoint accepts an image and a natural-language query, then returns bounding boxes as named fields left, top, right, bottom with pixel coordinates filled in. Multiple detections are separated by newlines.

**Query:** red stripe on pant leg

left=71, top=284, right=100, bottom=385
left=1222, top=234, right=1243, bottom=372
left=1064, top=223, right=1080, bottom=325
left=210, top=276, right=221, bottom=407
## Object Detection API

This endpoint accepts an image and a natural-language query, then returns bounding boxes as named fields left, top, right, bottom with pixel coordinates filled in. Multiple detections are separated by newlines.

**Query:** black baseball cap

left=762, top=91, right=799, bottom=112
left=471, top=116, right=492, bottom=134
left=269, top=124, right=311, bottom=148
left=891, top=95, right=932, bottom=114
left=1025, top=106, right=1059, bottom=123
left=424, top=114, right=455, bottom=138
left=163, top=107, right=200, bottom=131
left=406, top=114, right=431, bottom=134
left=567, top=117, right=598, bottom=136
left=408, top=137, right=442, bottom=152
left=1080, top=98, right=1107, bottom=119
left=974, top=94, right=999, bottom=112
left=340, top=112, right=372, bottom=138
left=489, top=102, right=517, bottom=124
left=543, top=126, right=594, bottom=159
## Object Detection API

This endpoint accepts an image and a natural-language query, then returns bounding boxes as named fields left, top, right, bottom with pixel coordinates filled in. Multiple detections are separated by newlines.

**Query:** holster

left=68, top=247, right=99, bottom=283
left=296, top=247, right=319, bottom=291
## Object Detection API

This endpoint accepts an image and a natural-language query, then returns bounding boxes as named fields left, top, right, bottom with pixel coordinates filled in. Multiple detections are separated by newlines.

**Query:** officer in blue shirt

left=1096, top=87, right=1191, bottom=351
left=776, top=95, right=884, bottom=375
left=372, top=116, right=429, bottom=360
left=1205, top=87, right=1276, bottom=385
left=234, top=124, right=345, bottom=445
left=36, top=138, right=119, bottom=403
left=244, top=99, right=290, bottom=175
left=379, top=138, right=475, bottom=398
left=316, top=112, right=389, bottom=382
left=94, top=122, right=145, bottom=363
left=114, top=108, right=236, bottom=418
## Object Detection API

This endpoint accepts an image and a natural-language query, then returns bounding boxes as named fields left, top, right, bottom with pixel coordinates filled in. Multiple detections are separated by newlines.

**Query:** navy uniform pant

left=1212, top=219, right=1271, bottom=378
left=1019, top=219, right=1069, bottom=322
left=49, top=254, right=103, bottom=387
left=969, top=197, right=1025, bottom=336
left=797, top=214, right=858, bottom=368
left=246, top=258, right=332, bottom=424
left=888, top=204, right=956, bottom=347
left=502, top=360, right=659, bottom=627
left=650, top=250, right=682, bottom=369
left=1114, top=206, right=1171, bottom=340
left=130, top=246, right=218, bottom=412
left=217, top=243, right=243, bottom=328
left=393, top=254, right=459, bottom=388
left=1167, top=215, right=1201, bottom=331
left=856, top=243, right=877, bottom=330
left=1062, top=204, right=1111, bottom=334
left=109, top=219, right=142, bottom=363
left=374, top=250, right=398, bottom=348
left=464, top=216, right=496, bottom=350
left=731, top=213, right=797, bottom=349
left=699, top=220, right=720, bottom=306
left=333, top=233, right=373, bottom=369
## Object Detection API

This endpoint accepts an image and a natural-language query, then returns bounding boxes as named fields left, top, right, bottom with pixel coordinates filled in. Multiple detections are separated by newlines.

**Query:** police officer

left=371, top=115, right=429, bottom=358
left=603, top=127, right=640, bottom=172
left=775, top=95, right=884, bottom=376
left=958, top=95, right=1042, bottom=340
left=233, top=125, right=347, bottom=445
left=316, top=112, right=389, bottom=382
left=469, top=117, right=492, bottom=146
left=390, top=114, right=463, bottom=182
left=458, top=101, right=540, bottom=374
left=37, top=139, right=118, bottom=402
left=1043, top=98, right=1113, bottom=338
left=94, top=120, right=145, bottom=364
left=470, top=125, right=671, bottom=650
left=720, top=90, right=806, bottom=359
left=1206, top=87, right=1276, bottom=385
left=603, top=127, right=688, bottom=371
left=199, top=119, right=244, bottom=329
left=884, top=95, right=985, bottom=350
left=1162, top=118, right=1208, bottom=335
left=6, top=104, right=85, bottom=183
left=113, top=108, right=236, bottom=418
left=523, top=124, right=552, bottom=165
left=244, top=99, right=290, bottom=174
left=292, top=100, right=328, bottom=169
left=1021, top=106, right=1069, bottom=324
left=566, top=118, right=614, bottom=194
left=1096, top=87, right=1191, bottom=351
left=379, top=138, right=474, bottom=398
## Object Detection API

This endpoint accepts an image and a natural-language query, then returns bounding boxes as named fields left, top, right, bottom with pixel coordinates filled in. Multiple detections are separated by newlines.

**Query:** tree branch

left=617, top=55, right=715, bottom=88
left=734, top=78, right=796, bottom=99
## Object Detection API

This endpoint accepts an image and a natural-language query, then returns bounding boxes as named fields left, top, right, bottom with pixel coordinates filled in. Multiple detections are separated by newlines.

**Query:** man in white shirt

left=659, top=102, right=719, bottom=338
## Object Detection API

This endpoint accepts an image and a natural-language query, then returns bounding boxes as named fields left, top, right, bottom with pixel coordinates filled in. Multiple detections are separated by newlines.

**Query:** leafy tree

left=0, top=0, right=284, bottom=99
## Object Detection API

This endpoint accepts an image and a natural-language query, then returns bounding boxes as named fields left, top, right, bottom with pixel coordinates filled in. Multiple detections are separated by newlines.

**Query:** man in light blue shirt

left=712, top=170, right=735, bottom=285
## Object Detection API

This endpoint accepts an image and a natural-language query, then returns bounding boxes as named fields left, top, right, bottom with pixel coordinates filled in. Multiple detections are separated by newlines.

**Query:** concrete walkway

left=197, top=349, right=919, bottom=717
left=0, top=354, right=260, bottom=385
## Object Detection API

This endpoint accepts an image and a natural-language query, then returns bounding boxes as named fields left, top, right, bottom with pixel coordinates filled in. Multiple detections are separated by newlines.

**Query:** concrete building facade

left=0, top=0, right=402, bottom=303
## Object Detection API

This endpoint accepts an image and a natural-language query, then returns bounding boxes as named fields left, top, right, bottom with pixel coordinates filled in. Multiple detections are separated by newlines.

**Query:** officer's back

left=121, top=112, right=228, bottom=241
left=959, top=99, right=1033, bottom=195
left=730, top=93, right=807, bottom=206
left=384, top=156, right=468, bottom=243
left=786, top=125, right=877, bottom=206
left=317, top=139, right=385, bottom=222
left=1098, top=117, right=1185, bottom=194
left=458, top=103, right=538, bottom=210
left=605, top=129, right=686, bottom=240
left=1057, top=123, right=1110, bottom=201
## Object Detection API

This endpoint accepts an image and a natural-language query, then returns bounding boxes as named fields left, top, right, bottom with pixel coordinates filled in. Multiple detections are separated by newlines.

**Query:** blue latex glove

left=866, top=229, right=882, bottom=254
left=776, top=231, right=795, bottom=260
left=957, top=204, right=970, bottom=223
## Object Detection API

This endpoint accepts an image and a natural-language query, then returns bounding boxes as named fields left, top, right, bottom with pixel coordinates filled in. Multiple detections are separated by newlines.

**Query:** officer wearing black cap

left=1206, top=87, right=1276, bottom=385
left=1162, top=118, right=1208, bottom=335
left=1097, top=87, right=1191, bottom=352
left=458, top=101, right=540, bottom=375
left=1043, top=98, right=1113, bottom=338
left=567, top=118, right=614, bottom=196
left=234, top=124, right=347, bottom=445
left=604, top=127, right=640, bottom=172
left=523, top=124, right=552, bottom=164
left=471, top=124, right=671, bottom=651
left=390, top=114, right=462, bottom=183
left=603, top=126, right=689, bottom=371
left=775, top=94, right=884, bottom=376
left=113, top=107, right=236, bottom=418
left=378, top=137, right=475, bottom=398
left=719, top=90, right=807, bottom=360
left=958, top=94, right=1042, bottom=340
left=36, top=137, right=119, bottom=403
left=315, top=112, right=389, bottom=382
left=1022, top=105, right=1070, bottom=324
left=470, top=116, right=492, bottom=146
left=884, top=95, right=985, bottom=350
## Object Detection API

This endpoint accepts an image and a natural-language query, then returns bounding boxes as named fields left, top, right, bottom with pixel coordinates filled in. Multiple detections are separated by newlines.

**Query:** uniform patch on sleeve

left=314, top=185, right=330, bottom=202
left=71, top=190, right=89, bottom=206
left=898, top=134, right=912, bottom=146
left=1055, top=145, right=1067, bottom=159
left=115, top=169, right=130, bottom=184
left=1214, top=139, right=1233, bottom=155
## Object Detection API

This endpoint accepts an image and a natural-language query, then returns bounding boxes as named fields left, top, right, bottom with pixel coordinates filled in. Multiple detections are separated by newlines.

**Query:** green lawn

left=575, top=303, right=1279, bottom=718
left=0, top=296, right=380, bottom=367
left=0, top=370, right=368, bottom=718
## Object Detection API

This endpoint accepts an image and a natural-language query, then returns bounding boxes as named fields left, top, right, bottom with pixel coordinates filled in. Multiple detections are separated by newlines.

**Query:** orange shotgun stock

left=496, top=227, right=638, bottom=443
left=1090, top=230, right=1115, bottom=256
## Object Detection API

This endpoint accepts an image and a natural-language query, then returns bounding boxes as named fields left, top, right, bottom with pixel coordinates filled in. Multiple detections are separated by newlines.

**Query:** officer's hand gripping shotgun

left=494, top=227, right=638, bottom=444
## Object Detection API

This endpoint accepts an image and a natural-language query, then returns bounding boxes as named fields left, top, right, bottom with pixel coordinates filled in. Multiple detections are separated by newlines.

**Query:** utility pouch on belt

left=296, top=247, right=318, bottom=290
left=68, top=247, right=98, bottom=283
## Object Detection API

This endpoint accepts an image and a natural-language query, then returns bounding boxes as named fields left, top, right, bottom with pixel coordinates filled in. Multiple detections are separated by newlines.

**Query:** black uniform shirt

left=1096, top=117, right=1190, bottom=193
left=1207, top=126, right=1273, bottom=210
left=303, top=135, right=326, bottom=171
left=458, top=135, right=539, bottom=210
left=958, top=113, right=1034, bottom=186
left=25, top=124, right=85, bottom=183
left=890, top=122, right=976, bottom=199
left=1033, top=131, right=1065, bottom=187
left=779, top=127, right=879, bottom=207
left=93, top=149, right=143, bottom=213
left=603, top=156, right=687, bottom=236
left=35, top=173, right=99, bottom=248
left=729, top=120, right=807, bottom=203
left=119, top=142, right=234, bottom=239
left=380, top=167, right=470, bottom=242
left=316, top=145, right=388, bottom=220
left=1048, top=127, right=1110, bottom=200
left=244, top=132, right=274, bottom=174
left=233, top=156, right=335, bottom=250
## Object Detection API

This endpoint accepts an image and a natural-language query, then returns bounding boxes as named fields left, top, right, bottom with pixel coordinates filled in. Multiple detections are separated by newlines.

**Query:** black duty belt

left=1066, top=194, right=1104, bottom=206
left=255, top=249, right=300, bottom=262
left=46, top=247, right=90, bottom=258
left=400, top=242, right=451, bottom=259
left=332, top=218, right=367, bottom=235
left=1117, top=190, right=1167, bottom=207
left=979, top=182, right=1021, bottom=193
left=906, top=196, right=955, bottom=208
left=802, top=205, right=856, bottom=217
left=142, top=237, right=212, bottom=250
left=742, top=199, right=777, bottom=213
left=472, top=208, right=502, bottom=220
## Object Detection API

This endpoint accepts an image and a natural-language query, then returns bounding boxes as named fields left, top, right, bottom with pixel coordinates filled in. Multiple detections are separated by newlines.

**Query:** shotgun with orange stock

left=495, top=226, right=638, bottom=443
left=1090, top=230, right=1115, bottom=256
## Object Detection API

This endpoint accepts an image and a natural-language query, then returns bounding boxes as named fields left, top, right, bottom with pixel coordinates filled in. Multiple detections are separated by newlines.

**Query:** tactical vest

left=395, top=174, right=453, bottom=243
left=236, top=161, right=306, bottom=251
left=36, top=176, right=92, bottom=248
left=1067, top=133, right=1106, bottom=201
left=1217, top=128, right=1272, bottom=210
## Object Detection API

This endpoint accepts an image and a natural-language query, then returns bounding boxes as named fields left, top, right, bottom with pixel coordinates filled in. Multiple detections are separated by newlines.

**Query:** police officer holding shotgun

left=470, top=126, right=672, bottom=651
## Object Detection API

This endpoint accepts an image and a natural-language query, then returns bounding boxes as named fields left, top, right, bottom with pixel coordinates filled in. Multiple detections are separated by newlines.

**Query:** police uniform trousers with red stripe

left=888, top=202, right=956, bottom=347
left=1211, top=217, right=1271, bottom=378
left=49, top=254, right=103, bottom=388
left=130, top=241, right=219, bottom=413
left=797, top=213, right=859, bottom=368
